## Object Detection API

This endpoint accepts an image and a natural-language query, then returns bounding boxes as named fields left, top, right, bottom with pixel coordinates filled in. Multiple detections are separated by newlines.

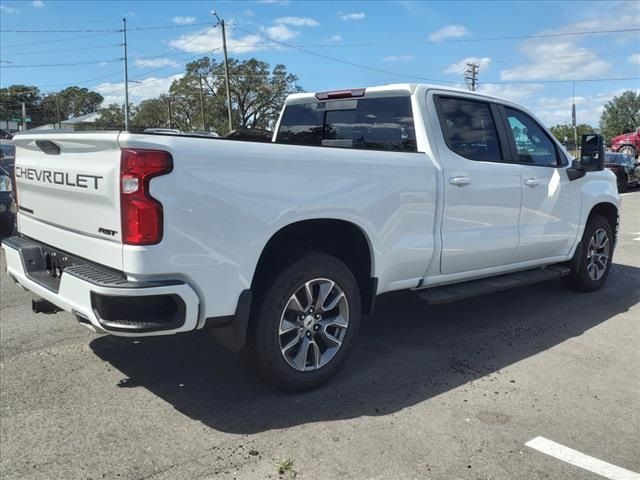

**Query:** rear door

left=500, top=106, right=581, bottom=262
left=13, top=133, right=123, bottom=268
left=433, top=94, right=522, bottom=274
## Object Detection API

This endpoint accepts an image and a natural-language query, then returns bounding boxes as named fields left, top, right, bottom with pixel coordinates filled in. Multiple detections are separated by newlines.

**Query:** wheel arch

left=251, top=218, right=377, bottom=315
left=587, top=202, right=619, bottom=244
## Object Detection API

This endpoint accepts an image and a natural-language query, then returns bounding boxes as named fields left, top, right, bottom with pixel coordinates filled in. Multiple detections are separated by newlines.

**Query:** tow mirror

left=580, top=133, right=605, bottom=171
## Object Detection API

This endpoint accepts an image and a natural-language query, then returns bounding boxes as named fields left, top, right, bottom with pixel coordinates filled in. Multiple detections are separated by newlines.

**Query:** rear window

left=276, top=96, right=417, bottom=152
left=436, top=96, right=502, bottom=162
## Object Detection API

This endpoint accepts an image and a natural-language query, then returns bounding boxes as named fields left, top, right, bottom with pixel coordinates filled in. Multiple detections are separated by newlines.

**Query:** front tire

left=250, top=252, right=361, bottom=392
left=564, top=215, right=614, bottom=292
left=619, top=145, right=636, bottom=158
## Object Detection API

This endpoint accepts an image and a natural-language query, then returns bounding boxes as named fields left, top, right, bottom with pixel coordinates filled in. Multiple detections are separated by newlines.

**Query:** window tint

left=505, top=108, right=558, bottom=166
left=276, top=103, right=324, bottom=146
left=437, top=97, right=502, bottom=162
left=276, top=96, right=417, bottom=152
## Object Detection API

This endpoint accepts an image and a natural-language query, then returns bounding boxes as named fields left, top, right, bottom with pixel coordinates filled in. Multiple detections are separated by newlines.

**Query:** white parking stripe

left=526, top=437, right=640, bottom=480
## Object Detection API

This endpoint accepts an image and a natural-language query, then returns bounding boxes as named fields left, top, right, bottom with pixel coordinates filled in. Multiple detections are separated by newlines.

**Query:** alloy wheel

left=586, top=228, right=610, bottom=281
left=278, top=278, right=349, bottom=371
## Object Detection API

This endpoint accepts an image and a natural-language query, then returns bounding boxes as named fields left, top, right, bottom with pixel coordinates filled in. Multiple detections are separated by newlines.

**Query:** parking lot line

left=525, top=436, right=640, bottom=480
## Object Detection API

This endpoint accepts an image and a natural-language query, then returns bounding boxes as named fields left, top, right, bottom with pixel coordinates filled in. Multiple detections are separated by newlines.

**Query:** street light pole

left=212, top=9, right=233, bottom=133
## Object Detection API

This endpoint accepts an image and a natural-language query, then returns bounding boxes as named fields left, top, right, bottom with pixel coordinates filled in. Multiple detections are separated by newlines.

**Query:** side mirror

left=580, top=133, right=605, bottom=171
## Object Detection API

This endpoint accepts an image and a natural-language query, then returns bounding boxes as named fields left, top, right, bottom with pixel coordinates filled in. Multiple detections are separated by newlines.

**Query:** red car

left=610, top=127, right=640, bottom=158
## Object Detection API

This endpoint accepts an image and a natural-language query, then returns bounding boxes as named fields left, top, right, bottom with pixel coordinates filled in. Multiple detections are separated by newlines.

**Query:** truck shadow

left=90, top=262, right=640, bottom=434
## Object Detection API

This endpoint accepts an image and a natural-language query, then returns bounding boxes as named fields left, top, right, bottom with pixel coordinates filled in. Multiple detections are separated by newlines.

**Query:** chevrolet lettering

left=14, top=167, right=102, bottom=190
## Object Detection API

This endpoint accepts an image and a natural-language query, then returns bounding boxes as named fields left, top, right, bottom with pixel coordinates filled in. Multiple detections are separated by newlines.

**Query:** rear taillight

left=120, top=148, right=173, bottom=245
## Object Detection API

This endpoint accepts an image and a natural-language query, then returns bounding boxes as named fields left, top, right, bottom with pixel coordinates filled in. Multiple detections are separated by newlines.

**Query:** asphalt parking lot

left=1, top=191, right=639, bottom=480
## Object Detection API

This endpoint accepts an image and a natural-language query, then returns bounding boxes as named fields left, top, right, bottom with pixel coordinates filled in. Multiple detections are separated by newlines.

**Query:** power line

left=0, top=22, right=213, bottom=34
left=1, top=27, right=120, bottom=33
left=1, top=59, right=123, bottom=69
left=5, top=43, right=122, bottom=57
left=226, top=27, right=640, bottom=49
left=232, top=25, right=459, bottom=84
left=0, top=32, right=117, bottom=49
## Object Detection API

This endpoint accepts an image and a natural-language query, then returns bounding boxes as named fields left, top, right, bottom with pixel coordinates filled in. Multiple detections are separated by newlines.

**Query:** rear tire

left=249, top=252, right=361, bottom=392
left=564, top=215, right=614, bottom=292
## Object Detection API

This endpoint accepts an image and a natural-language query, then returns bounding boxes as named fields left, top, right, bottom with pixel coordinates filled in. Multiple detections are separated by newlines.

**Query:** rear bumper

left=1, top=236, right=200, bottom=337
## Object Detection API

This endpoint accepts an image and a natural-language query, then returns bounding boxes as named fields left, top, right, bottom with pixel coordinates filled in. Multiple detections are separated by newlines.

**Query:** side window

left=350, top=97, right=416, bottom=152
left=276, top=103, right=324, bottom=146
left=437, top=96, right=502, bottom=162
left=276, top=97, right=417, bottom=152
left=505, top=108, right=559, bottom=167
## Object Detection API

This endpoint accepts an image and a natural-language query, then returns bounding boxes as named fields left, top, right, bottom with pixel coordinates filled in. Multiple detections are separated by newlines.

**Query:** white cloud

left=339, top=12, right=365, bottom=21
left=261, top=24, right=299, bottom=41
left=476, top=83, right=544, bottom=104
left=0, top=5, right=19, bottom=14
left=500, top=41, right=610, bottom=81
left=172, top=16, right=196, bottom=25
left=326, top=34, right=342, bottom=43
left=443, top=56, right=491, bottom=75
left=275, top=16, right=319, bottom=27
left=244, top=9, right=255, bottom=17
left=629, top=53, right=640, bottom=65
left=32, top=0, right=44, bottom=8
left=500, top=5, right=639, bottom=82
left=95, top=74, right=183, bottom=106
left=533, top=88, right=640, bottom=127
left=428, top=25, right=469, bottom=42
left=383, top=54, right=414, bottom=62
left=169, top=27, right=266, bottom=54
left=134, top=58, right=181, bottom=68
left=256, top=0, right=290, bottom=4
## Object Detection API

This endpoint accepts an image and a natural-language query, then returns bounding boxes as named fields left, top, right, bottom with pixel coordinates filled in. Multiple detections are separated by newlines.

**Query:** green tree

left=95, top=103, right=126, bottom=129
left=221, top=58, right=301, bottom=130
left=168, top=56, right=301, bottom=134
left=41, top=86, right=103, bottom=121
left=599, top=90, right=640, bottom=142
left=0, top=85, right=45, bottom=125
left=549, top=123, right=596, bottom=145
left=132, top=98, right=171, bottom=128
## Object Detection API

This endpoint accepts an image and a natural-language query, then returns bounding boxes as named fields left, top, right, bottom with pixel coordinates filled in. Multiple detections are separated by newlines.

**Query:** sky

left=1, top=0, right=639, bottom=127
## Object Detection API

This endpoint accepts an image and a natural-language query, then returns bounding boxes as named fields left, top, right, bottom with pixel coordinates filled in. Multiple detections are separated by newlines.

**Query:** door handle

left=449, top=176, right=471, bottom=187
left=524, top=178, right=541, bottom=187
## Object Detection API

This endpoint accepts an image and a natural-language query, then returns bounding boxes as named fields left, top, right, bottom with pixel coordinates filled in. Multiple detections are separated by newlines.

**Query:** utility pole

left=572, top=82, right=578, bottom=155
left=199, top=76, right=206, bottom=131
left=55, top=93, right=61, bottom=129
left=21, top=102, right=27, bottom=131
left=464, top=62, right=479, bottom=91
left=122, top=17, right=130, bottom=130
left=165, top=96, right=173, bottom=128
left=212, top=9, right=233, bottom=133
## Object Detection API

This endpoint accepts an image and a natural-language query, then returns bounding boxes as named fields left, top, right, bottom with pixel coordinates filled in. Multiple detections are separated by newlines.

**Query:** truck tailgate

left=13, top=132, right=123, bottom=270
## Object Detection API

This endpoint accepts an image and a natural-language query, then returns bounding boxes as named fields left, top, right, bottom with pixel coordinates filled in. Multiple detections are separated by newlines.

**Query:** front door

left=502, top=106, right=581, bottom=262
left=434, top=95, right=522, bottom=275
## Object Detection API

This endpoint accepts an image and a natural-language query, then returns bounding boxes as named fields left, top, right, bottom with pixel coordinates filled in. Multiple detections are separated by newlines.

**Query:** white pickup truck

left=2, top=84, right=619, bottom=391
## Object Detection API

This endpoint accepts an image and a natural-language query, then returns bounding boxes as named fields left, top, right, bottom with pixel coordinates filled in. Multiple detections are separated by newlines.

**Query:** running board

left=417, top=266, right=571, bottom=305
